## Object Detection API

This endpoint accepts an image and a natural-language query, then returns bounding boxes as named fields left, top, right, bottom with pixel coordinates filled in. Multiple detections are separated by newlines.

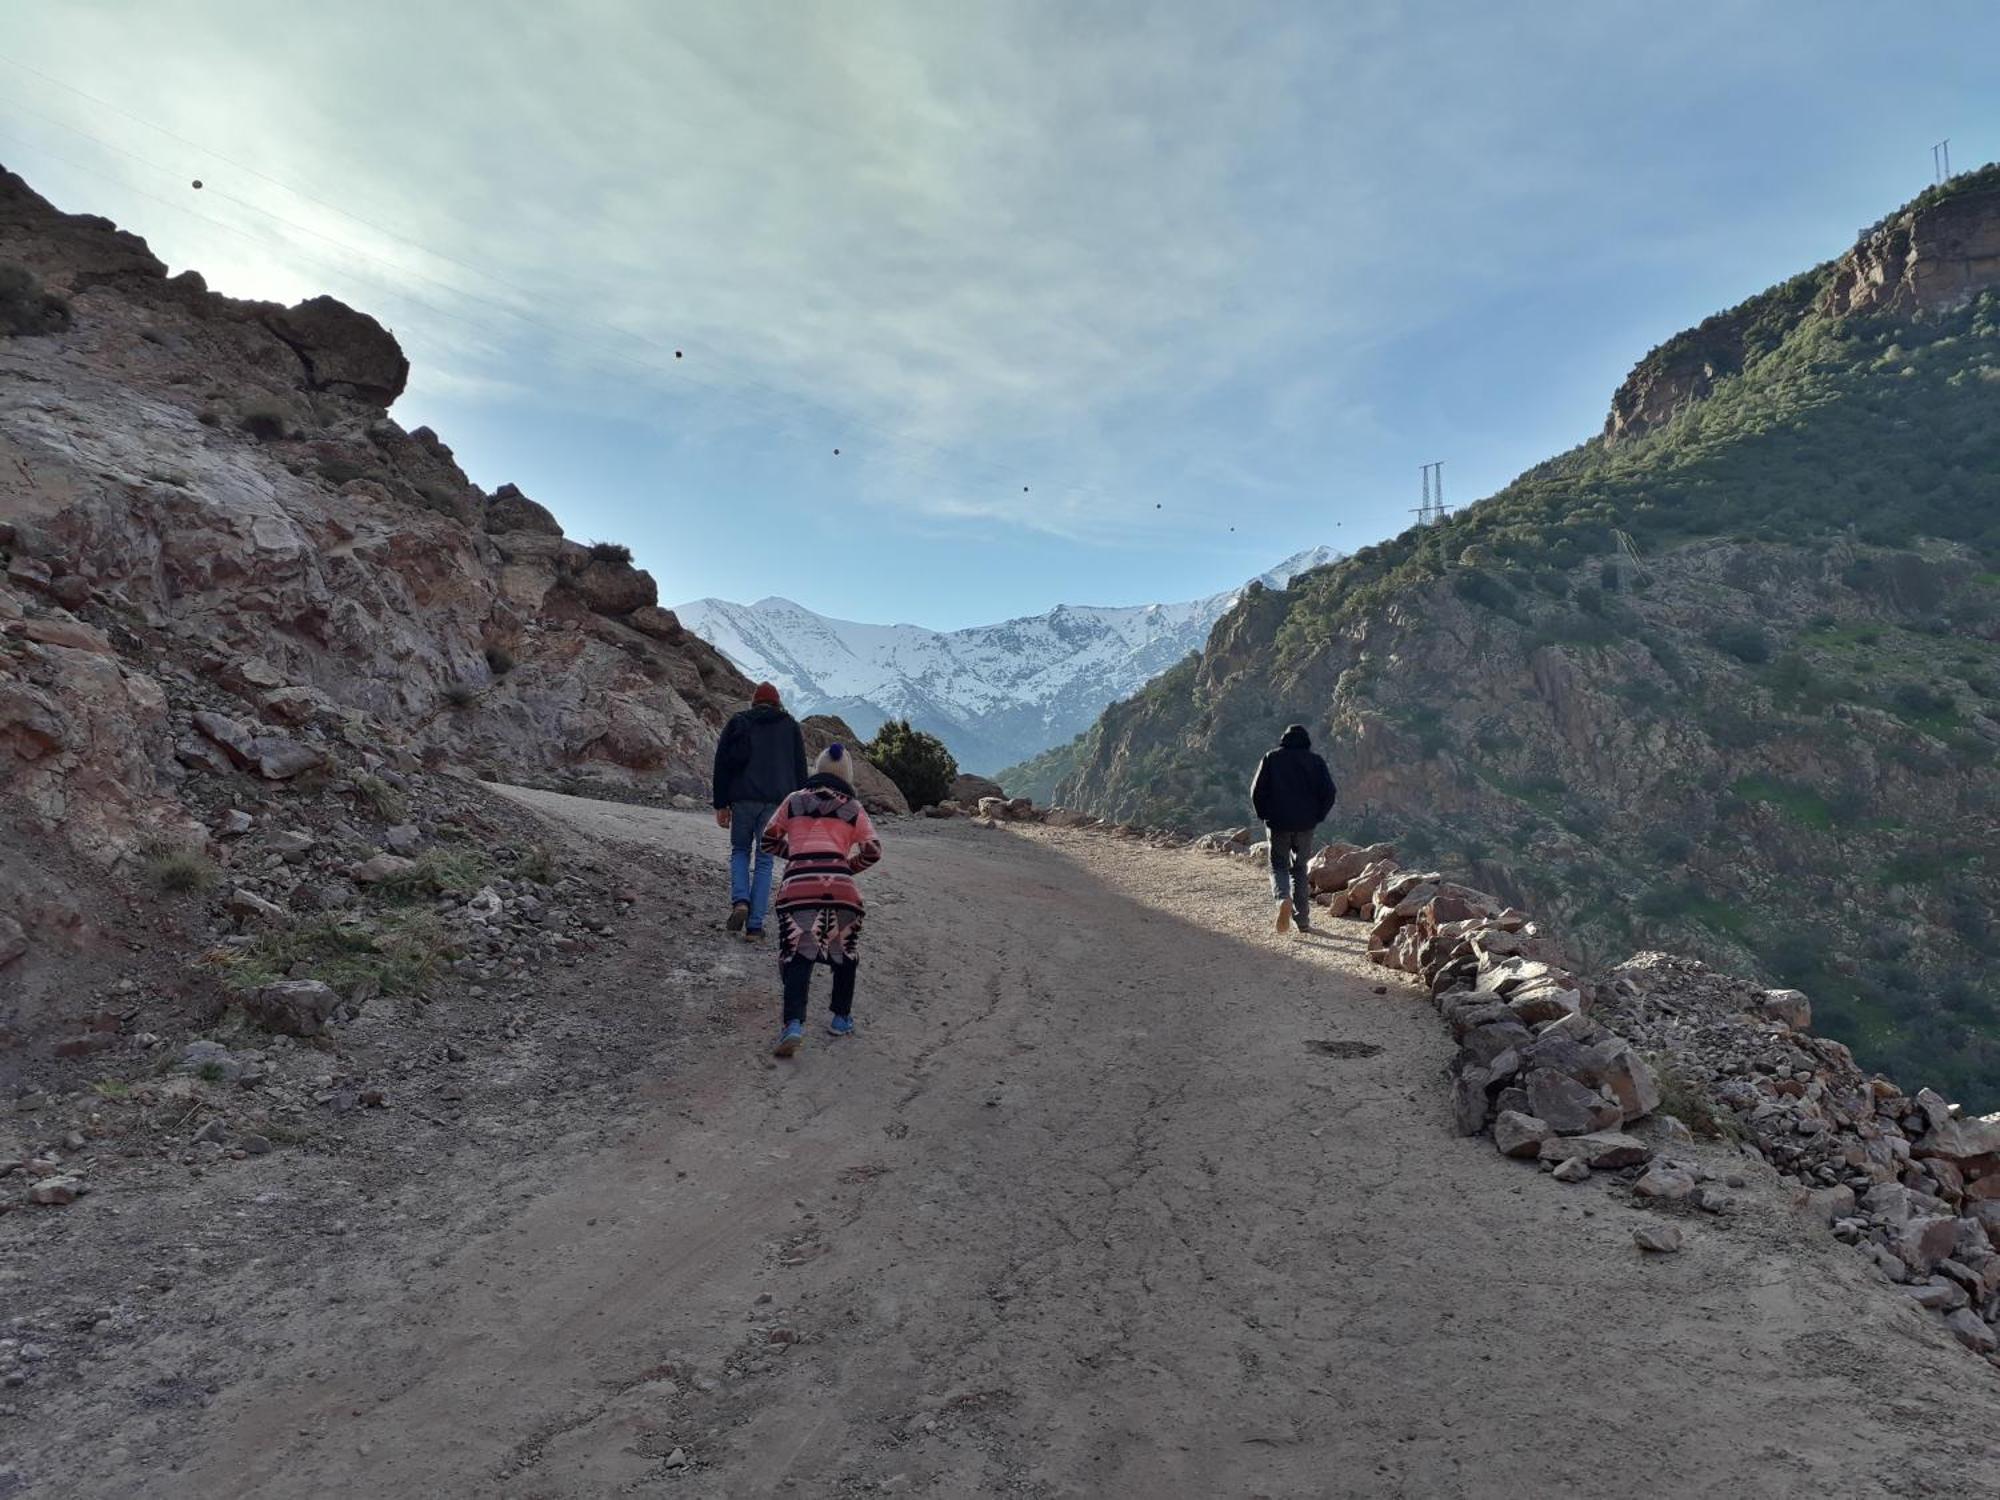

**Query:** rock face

left=1822, top=173, right=2000, bottom=320
left=485, top=483, right=563, bottom=537
left=0, top=162, right=756, bottom=888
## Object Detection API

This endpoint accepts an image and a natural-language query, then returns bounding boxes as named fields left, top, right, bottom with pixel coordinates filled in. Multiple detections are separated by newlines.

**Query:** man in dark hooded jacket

left=712, top=682, right=809, bottom=939
left=1250, top=723, right=1338, bottom=934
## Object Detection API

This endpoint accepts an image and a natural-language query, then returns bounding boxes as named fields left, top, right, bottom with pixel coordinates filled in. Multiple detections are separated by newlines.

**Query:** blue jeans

left=729, top=800, right=780, bottom=931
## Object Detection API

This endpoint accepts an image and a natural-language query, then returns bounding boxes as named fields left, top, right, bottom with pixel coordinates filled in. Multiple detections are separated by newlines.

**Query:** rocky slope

left=0, top=163, right=777, bottom=1026
left=1052, top=166, right=2000, bottom=1105
left=677, top=546, right=1340, bottom=773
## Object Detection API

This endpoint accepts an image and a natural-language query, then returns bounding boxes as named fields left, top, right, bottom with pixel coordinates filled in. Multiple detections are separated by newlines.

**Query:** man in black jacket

left=1250, top=723, right=1338, bottom=935
left=712, top=682, right=809, bottom=939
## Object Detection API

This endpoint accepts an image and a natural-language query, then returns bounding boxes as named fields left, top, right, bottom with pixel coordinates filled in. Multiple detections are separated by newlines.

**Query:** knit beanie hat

left=752, top=681, right=781, bottom=707
left=813, top=742, right=853, bottom=782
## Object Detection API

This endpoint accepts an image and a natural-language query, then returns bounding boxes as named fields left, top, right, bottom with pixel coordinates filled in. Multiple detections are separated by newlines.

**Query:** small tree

left=866, top=720, right=957, bottom=808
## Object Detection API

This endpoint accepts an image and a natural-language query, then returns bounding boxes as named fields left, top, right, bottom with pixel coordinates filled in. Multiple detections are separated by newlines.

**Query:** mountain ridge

left=676, top=544, right=1341, bottom=772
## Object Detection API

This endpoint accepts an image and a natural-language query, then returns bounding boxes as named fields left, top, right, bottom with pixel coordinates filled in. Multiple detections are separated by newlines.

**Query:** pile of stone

left=1599, top=952, right=2000, bottom=1361
left=1305, top=834, right=2000, bottom=1362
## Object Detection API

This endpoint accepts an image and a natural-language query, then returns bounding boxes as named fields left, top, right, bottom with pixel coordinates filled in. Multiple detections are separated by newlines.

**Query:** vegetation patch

left=140, top=840, right=219, bottom=895
left=216, top=911, right=450, bottom=997
left=1729, top=774, right=1833, bottom=830
left=866, top=719, right=958, bottom=808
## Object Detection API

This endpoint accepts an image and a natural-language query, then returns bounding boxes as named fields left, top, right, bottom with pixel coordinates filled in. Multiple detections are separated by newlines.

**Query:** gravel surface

left=13, top=792, right=2000, bottom=1497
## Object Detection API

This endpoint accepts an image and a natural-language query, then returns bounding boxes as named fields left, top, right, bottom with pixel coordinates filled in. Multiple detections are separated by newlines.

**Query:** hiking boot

left=743, top=926, right=767, bottom=943
left=773, top=1020, right=804, bottom=1057
left=827, top=1015, right=854, bottom=1038
left=1274, top=899, right=1292, bottom=935
left=726, top=902, right=749, bottom=933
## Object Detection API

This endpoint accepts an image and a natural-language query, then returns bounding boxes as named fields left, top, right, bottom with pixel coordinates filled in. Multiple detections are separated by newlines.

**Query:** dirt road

left=53, top=792, right=2000, bottom=1496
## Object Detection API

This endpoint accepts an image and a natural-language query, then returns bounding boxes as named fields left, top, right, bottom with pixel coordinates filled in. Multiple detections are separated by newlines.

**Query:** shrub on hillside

left=1705, top=621, right=1771, bottom=664
left=239, top=400, right=289, bottom=442
left=587, top=541, right=633, bottom=565
left=0, top=264, right=72, bottom=337
left=866, top=719, right=957, bottom=808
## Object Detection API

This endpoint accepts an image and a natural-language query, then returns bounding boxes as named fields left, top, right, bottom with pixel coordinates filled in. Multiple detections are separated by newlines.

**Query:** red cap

left=752, top=681, right=781, bottom=706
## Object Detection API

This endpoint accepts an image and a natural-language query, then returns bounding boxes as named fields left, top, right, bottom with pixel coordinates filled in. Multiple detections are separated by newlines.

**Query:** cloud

left=2, top=0, right=1969, bottom=554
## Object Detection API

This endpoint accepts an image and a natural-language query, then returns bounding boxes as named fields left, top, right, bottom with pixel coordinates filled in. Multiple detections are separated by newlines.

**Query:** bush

left=140, top=840, right=218, bottom=895
left=484, top=644, right=516, bottom=676
left=0, top=264, right=72, bottom=337
left=442, top=681, right=478, bottom=708
left=350, top=773, right=408, bottom=822
left=588, top=541, right=633, bottom=565
left=238, top=400, right=289, bottom=442
left=1704, top=621, right=1771, bottom=664
left=865, top=719, right=957, bottom=808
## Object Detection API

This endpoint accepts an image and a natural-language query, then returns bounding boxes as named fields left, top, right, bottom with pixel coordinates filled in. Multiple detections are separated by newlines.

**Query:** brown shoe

left=1274, top=899, right=1292, bottom=935
left=726, top=901, right=749, bottom=933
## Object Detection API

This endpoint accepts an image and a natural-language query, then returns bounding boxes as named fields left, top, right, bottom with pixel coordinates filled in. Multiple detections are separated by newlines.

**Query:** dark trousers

left=1268, top=827, right=1314, bottom=919
left=782, top=957, right=857, bottom=1026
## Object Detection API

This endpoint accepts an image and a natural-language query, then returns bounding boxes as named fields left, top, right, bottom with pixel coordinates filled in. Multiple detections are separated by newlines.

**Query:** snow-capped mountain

left=676, top=546, right=1342, bottom=774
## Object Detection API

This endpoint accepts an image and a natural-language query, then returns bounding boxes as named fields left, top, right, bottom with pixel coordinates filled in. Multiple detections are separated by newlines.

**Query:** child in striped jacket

left=759, top=743, right=883, bottom=1056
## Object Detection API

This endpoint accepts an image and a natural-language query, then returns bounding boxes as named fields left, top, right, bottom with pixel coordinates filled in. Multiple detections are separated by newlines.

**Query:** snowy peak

left=676, top=547, right=1343, bottom=774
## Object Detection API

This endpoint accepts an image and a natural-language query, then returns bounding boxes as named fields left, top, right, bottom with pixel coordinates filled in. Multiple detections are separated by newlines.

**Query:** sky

left=3, top=2, right=1997, bottom=628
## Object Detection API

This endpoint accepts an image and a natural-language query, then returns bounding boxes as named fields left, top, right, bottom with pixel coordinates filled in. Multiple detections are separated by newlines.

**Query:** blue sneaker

left=828, top=1015, right=854, bottom=1038
left=773, top=1020, right=804, bottom=1057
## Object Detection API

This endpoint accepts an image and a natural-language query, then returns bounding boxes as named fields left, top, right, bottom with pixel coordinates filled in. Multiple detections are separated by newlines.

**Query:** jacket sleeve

left=711, top=717, right=743, bottom=808
left=849, top=806, right=883, bottom=873
left=791, top=722, right=809, bottom=792
left=1317, top=756, right=1339, bottom=822
left=1250, top=753, right=1271, bottom=822
left=760, top=798, right=792, bottom=858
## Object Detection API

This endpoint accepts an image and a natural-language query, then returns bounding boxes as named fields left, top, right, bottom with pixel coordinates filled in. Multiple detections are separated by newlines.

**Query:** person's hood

left=803, top=771, right=854, bottom=794
left=1279, top=724, right=1311, bottom=750
left=746, top=702, right=788, bottom=721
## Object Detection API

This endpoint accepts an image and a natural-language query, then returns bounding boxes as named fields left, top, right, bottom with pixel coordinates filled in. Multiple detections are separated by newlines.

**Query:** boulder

left=1525, top=1069, right=1623, bottom=1135
left=242, top=978, right=341, bottom=1037
left=1633, top=1224, right=1684, bottom=1254
left=1633, top=1164, right=1697, bottom=1202
left=29, top=1176, right=85, bottom=1206
left=1452, top=1067, right=1492, bottom=1135
left=484, top=482, right=563, bottom=536
left=1492, top=1111, right=1551, bottom=1159
left=1893, top=1215, right=1962, bottom=1277
left=248, top=735, right=324, bottom=780
left=266, top=295, right=409, bottom=405
left=628, top=606, right=683, bottom=640
left=1915, top=1115, right=2000, bottom=1163
left=950, top=773, right=1006, bottom=805
left=571, top=559, right=658, bottom=616
left=1945, top=1308, right=1999, bottom=1355
left=349, top=853, right=418, bottom=885
left=1540, top=1131, right=1652, bottom=1170
left=1582, top=1039, right=1662, bottom=1124
left=1760, top=988, right=1812, bottom=1030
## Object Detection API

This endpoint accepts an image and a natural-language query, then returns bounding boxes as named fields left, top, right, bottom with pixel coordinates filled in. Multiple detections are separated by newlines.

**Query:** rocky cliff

left=0, top=165, right=759, bottom=1001
left=1608, top=164, right=2000, bottom=443
left=1056, top=168, right=2000, bottom=1105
